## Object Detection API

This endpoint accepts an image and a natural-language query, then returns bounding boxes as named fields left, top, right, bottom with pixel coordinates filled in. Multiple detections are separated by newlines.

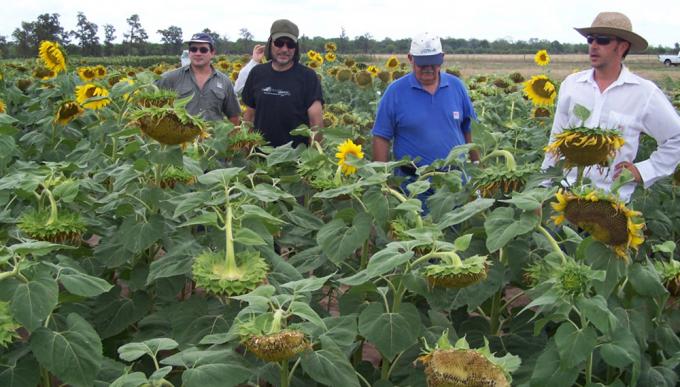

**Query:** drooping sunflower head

left=54, top=100, right=84, bottom=125
left=377, top=70, right=391, bottom=84
left=133, top=89, right=178, bottom=108
left=77, top=66, right=97, bottom=82
left=544, top=126, right=624, bottom=167
left=655, top=259, right=680, bottom=296
left=422, top=255, right=489, bottom=289
left=344, top=58, right=356, bottom=67
left=509, top=72, right=525, bottom=83
left=0, top=301, right=20, bottom=348
left=335, top=68, right=353, bottom=82
left=551, top=188, right=645, bottom=258
left=335, top=139, right=365, bottom=176
left=324, top=42, right=337, bottom=52
left=75, top=83, right=111, bottom=110
left=532, top=106, right=552, bottom=120
left=158, top=165, right=197, bottom=189
left=323, top=111, right=338, bottom=127
left=191, top=250, right=269, bottom=296
left=354, top=70, right=373, bottom=87
left=132, top=104, right=208, bottom=146
left=473, top=163, right=537, bottom=198
left=227, top=125, right=266, bottom=153
left=243, top=330, right=311, bottom=362
left=33, top=66, right=56, bottom=80
left=385, top=55, right=400, bottom=70
left=534, top=49, right=551, bottom=66
left=418, top=334, right=519, bottom=387
left=523, top=75, right=557, bottom=106
left=38, top=41, right=67, bottom=74
left=18, top=209, right=86, bottom=245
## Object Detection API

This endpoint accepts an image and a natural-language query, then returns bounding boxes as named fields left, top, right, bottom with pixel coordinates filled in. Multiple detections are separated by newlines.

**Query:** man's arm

left=464, top=131, right=479, bottom=162
left=234, top=44, right=264, bottom=94
left=307, top=100, right=323, bottom=143
left=244, top=107, right=255, bottom=124
left=372, top=136, right=391, bottom=162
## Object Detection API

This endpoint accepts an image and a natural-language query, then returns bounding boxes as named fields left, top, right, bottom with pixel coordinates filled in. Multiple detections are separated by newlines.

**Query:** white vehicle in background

left=658, top=51, right=680, bottom=66
left=180, top=50, right=190, bottom=67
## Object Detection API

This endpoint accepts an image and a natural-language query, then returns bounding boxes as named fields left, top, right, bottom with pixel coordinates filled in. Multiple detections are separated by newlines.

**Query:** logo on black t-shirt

left=262, top=86, right=291, bottom=97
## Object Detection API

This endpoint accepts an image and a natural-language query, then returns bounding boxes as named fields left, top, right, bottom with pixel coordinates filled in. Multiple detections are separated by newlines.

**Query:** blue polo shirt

left=372, top=72, right=476, bottom=166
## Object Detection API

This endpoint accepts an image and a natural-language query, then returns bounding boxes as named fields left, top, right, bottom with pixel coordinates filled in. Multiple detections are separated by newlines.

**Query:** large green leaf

left=9, top=241, right=73, bottom=257
left=600, top=328, right=639, bottom=368
left=575, top=295, right=617, bottom=335
left=530, top=341, right=580, bottom=387
left=358, top=302, right=422, bottom=359
left=197, top=167, right=243, bottom=186
left=340, top=245, right=413, bottom=286
left=109, top=372, right=148, bottom=387
left=436, top=198, right=495, bottom=229
left=30, top=313, right=103, bottom=387
left=0, top=354, right=40, bottom=387
left=363, top=187, right=389, bottom=227
left=554, top=323, right=598, bottom=369
left=119, top=215, right=165, bottom=254
left=146, top=240, right=199, bottom=284
left=10, top=272, right=58, bottom=332
left=93, top=291, right=152, bottom=338
left=628, top=262, right=667, bottom=297
left=301, top=338, right=360, bottom=387
left=168, top=191, right=212, bottom=218
left=118, top=338, right=179, bottom=362
left=317, top=212, right=372, bottom=264
left=290, top=301, right=326, bottom=329
left=280, top=273, right=333, bottom=293
left=182, top=363, right=251, bottom=387
left=60, top=270, right=113, bottom=298
left=484, top=207, right=539, bottom=252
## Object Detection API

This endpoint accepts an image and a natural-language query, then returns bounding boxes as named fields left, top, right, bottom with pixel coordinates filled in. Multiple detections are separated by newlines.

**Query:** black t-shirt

left=242, top=62, right=323, bottom=147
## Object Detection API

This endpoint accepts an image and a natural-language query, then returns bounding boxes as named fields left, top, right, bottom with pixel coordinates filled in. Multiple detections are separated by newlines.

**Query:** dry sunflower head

left=545, top=126, right=624, bottom=168
left=422, top=254, right=489, bottom=289
left=473, top=163, right=537, bottom=198
left=18, top=209, right=86, bottom=245
left=130, top=96, right=208, bottom=146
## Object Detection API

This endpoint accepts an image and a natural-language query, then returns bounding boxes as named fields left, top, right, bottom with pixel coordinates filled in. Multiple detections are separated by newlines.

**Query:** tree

left=239, top=28, right=254, bottom=41
left=11, top=13, right=68, bottom=57
left=338, top=27, right=349, bottom=51
left=103, top=24, right=116, bottom=56
left=123, top=14, right=148, bottom=54
left=157, top=25, right=183, bottom=54
left=0, top=35, right=7, bottom=58
left=355, top=32, right=374, bottom=54
left=71, top=12, right=99, bottom=56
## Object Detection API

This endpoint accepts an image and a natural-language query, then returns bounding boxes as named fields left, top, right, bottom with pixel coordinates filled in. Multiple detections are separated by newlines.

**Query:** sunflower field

left=0, top=41, right=679, bottom=387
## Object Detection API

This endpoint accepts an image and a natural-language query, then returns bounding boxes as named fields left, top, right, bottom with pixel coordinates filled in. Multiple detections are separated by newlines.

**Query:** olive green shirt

left=156, top=65, right=240, bottom=121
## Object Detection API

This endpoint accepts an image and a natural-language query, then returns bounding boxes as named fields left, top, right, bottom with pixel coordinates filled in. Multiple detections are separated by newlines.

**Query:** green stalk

left=41, top=367, right=51, bottom=387
left=536, top=224, right=566, bottom=264
left=333, top=165, right=343, bottom=186
left=269, top=309, right=284, bottom=335
left=280, top=359, right=290, bottom=387
left=382, top=186, right=423, bottom=228
left=43, top=186, right=58, bottom=226
left=224, top=203, right=238, bottom=274
left=575, top=165, right=585, bottom=187
left=509, top=100, right=515, bottom=122
left=411, top=251, right=462, bottom=267
left=489, top=289, right=502, bottom=335
left=585, top=353, right=593, bottom=384
left=482, top=149, right=517, bottom=171
left=380, top=356, right=391, bottom=381
left=360, top=239, right=370, bottom=270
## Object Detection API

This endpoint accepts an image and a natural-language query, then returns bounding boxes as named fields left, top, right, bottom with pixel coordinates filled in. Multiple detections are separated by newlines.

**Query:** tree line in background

left=1, top=12, right=679, bottom=59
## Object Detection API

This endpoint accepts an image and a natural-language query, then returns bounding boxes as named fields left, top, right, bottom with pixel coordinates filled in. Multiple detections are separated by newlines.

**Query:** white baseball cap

left=409, top=32, right=444, bottom=66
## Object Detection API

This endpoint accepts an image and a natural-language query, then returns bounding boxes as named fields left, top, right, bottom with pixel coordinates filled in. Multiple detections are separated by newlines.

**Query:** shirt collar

left=407, top=71, right=449, bottom=90
left=578, top=65, right=640, bottom=87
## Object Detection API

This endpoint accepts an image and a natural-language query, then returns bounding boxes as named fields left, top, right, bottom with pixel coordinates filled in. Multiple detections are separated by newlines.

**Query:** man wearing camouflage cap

left=242, top=19, right=324, bottom=147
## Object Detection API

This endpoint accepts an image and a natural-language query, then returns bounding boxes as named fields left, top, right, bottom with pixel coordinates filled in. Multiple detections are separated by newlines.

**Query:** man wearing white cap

left=541, top=12, right=680, bottom=201
left=372, top=32, right=478, bottom=175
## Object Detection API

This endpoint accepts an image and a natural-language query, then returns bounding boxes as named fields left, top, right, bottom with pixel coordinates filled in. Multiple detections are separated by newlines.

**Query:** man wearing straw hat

left=541, top=12, right=680, bottom=201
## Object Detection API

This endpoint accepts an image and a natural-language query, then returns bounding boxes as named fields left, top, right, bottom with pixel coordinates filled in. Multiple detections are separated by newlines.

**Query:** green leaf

left=0, top=354, right=40, bottom=387
left=53, top=180, right=79, bottom=203
left=363, top=187, right=389, bottom=227
left=290, top=301, right=327, bottom=329
left=317, top=212, right=371, bottom=264
left=30, top=313, right=103, bottom=387
left=628, top=262, right=667, bottom=297
left=358, top=302, right=422, bottom=359
left=484, top=207, right=539, bottom=252
left=600, top=328, right=639, bottom=368
left=10, top=272, right=58, bottom=332
left=168, top=191, right=211, bottom=218
left=652, top=241, right=676, bottom=255
left=239, top=183, right=294, bottom=202
left=436, top=198, right=495, bottom=229
left=554, top=323, right=598, bottom=368
left=234, top=228, right=267, bottom=246
left=180, top=212, right=219, bottom=227
left=110, top=372, right=148, bottom=387
left=94, top=292, right=152, bottom=339
left=340, top=245, right=413, bottom=286
left=530, top=341, right=580, bottom=387
left=280, top=273, right=334, bottom=293
left=573, top=103, right=592, bottom=122
left=453, top=234, right=473, bottom=252
left=241, top=204, right=287, bottom=225
left=406, top=180, right=430, bottom=197
left=118, top=338, right=179, bottom=362
left=301, top=339, right=361, bottom=387
left=197, top=167, right=243, bottom=186
left=60, top=271, right=114, bottom=298
left=146, top=241, right=198, bottom=284
left=120, top=215, right=165, bottom=254
left=318, top=315, right=358, bottom=350
left=500, top=187, right=555, bottom=211
left=575, top=295, right=617, bottom=335
left=182, top=364, right=251, bottom=387
left=9, top=241, right=73, bottom=257
left=265, top=143, right=300, bottom=166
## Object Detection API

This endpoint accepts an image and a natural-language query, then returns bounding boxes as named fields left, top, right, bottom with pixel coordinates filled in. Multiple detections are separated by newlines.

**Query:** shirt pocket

left=210, top=87, right=227, bottom=111
left=605, top=111, right=634, bottom=135
left=178, top=85, right=194, bottom=99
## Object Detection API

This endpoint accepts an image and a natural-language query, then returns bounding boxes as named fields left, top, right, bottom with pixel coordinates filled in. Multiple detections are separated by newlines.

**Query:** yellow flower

left=54, top=101, right=84, bottom=125
left=230, top=70, right=239, bottom=82
left=38, top=41, right=66, bottom=74
left=0, top=100, right=5, bottom=114
left=385, top=55, right=399, bottom=70
left=77, top=67, right=97, bottom=82
left=233, top=62, right=243, bottom=72
left=550, top=188, right=645, bottom=259
left=335, top=139, right=364, bottom=175
left=544, top=127, right=624, bottom=168
left=93, top=65, right=107, bottom=79
left=523, top=75, right=557, bottom=106
left=75, top=83, right=110, bottom=110
left=367, top=65, right=380, bottom=77
left=324, top=52, right=336, bottom=62
left=534, top=49, right=550, bottom=66
left=216, top=60, right=231, bottom=72
left=324, top=42, right=337, bottom=52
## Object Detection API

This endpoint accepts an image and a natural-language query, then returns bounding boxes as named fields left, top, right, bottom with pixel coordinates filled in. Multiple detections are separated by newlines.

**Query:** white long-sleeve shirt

left=541, top=66, right=680, bottom=202
left=233, top=59, right=259, bottom=94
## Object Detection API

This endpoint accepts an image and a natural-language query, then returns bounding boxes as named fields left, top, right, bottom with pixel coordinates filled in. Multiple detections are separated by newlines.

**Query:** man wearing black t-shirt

left=242, top=19, right=324, bottom=147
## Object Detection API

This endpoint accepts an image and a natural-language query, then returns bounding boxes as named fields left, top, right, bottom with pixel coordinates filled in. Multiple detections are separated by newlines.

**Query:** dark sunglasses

left=273, top=39, right=296, bottom=49
left=189, top=46, right=211, bottom=54
left=586, top=35, right=618, bottom=45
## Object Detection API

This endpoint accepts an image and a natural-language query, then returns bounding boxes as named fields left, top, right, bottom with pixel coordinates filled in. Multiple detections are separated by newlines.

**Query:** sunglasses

left=586, top=35, right=618, bottom=45
left=189, top=46, right=211, bottom=54
left=273, top=39, right=296, bottom=49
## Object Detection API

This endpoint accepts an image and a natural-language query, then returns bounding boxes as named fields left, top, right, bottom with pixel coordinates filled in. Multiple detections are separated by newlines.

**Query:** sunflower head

left=54, top=100, right=84, bottom=125
left=335, top=68, right=353, bottom=82
left=385, top=55, right=400, bottom=70
left=18, top=209, right=86, bottom=246
left=191, top=250, right=269, bottom=296
left=366, top=65, right=380, bottom=77
left=134, top=89, right=178, bottom=108
left=532, top=107, right=552, bottom=119
left=75, top=83, right=110, bottom=110
left=335, top=139, right=365, bottom=176
left=544, top=126, right=624, bottom=168
left=354, top=70, right=373, bottom=87
left=534, top=49, right=551, bottom=66
left=523, top=75, right=557, bottom=106
left=92, top=65, right=107, bottom=78
left=392, top=70, right=407, bottom=80
left=216, top=60, right=231, bottom=72
left=654, top=259, right=680, bottom=297
left=509, top=72, right=525, bottom=83
left=16, top=78, right=33, bottom=92
left=158, top=166, right=197, bottom=189
left=324, top=42, right=337, bottom=52
left=377, top=70, right=392, bottom=84
left=557, top=260, right=594, bottom=297
left=38, top=41, right=67, bottom=74
left=344, top=58, right=355, bottom=67
left=133, top=107, right=208, bottom=146
left=0, top=100, right=5, bottom=114
left=423, top=255, right=489, bottom=289
left=227, top=125, right=266, bottom=153
left=551, top=188, right=645, bottom=258
left=324, top=52, right=337, bottom=62
left=243, top=330, right=311, bottom=362
left=33, top=66, right=56, bottom=80
left=0, top=302, right=19, bottom=348
left=473, top=164, right=537, bottom=198
left=323, top=112, right=338, bottom=127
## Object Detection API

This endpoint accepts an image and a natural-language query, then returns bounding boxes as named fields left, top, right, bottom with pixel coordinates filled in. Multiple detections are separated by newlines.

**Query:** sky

left=2, top=0, right=679, bottom=49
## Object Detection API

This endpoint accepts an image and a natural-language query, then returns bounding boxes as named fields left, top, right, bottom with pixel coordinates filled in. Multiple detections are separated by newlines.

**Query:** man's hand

left=613, top=161, right=642, bottom=183
left=252, top=44, right=265, bottom=63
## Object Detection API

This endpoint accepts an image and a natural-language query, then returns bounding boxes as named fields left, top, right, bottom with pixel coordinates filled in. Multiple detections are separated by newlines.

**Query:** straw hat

left=574, top=12, right=648, bottom=52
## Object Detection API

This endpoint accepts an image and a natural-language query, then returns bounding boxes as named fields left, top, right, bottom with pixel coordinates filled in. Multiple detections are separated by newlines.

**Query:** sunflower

left=54, top=101, right=84, bottom=125
left=192, top=250, right=269, bottom=296
left=551, top=188, right=645, bottom=258
left=130, top=97, right=209, bottom=146
left=366, top=65, right=379, bottom=77
left=216, top=60, right=231, bottom=72
left=324, top=42, right=337, bottom=52
left=354, top=70, right=373, bottom=87
left=655, top=259, right=680, bottom=296
left=344, top=58, right=356, bottom=67
left=229, top=70, right=239, bottom=82
left=473, top=163, right=537, bottom=198
left=33, top=66, right=56, bottom=80
left=385, top=55, right=400, bottom=70
left=232, top=62, right=243, bottom=72
left=18, top=209, right=86, bottom=246
left=323, top=111, right=338, bottom=127
left=306, top=50, right=321, bottom=61
left=77, top=66, right=97, bottom=81
left=534, top=49, right=551, bottom=66
left=377, top=70, right=391, bottom=84
left=509, top=71, right=525, bottom=83
left=336, top=139, right=364, bottom=175
left=544, top=126, right=624, bottom=167
left=0, top=301, right=19, bottom=348
left=523, top=75, right=557, bottom=106
left=243, top=330, right=311, bottom=362
left=532, top=106, right=552, bottom=119
left=324, top=52, right=336, bottom=62
left=392, top=70, right=407, bottom=80
left=335, top=68, right=353, bottom=82
left=0, top=100, right=5, bottom=114
left=38, top=41, right=66, bottom=74
left=75, top=83, right=110, bottom=110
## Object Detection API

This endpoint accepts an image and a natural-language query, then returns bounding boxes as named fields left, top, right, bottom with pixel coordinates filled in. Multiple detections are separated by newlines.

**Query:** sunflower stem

left=575, top=165, right=585, bottom=187
left=280, top=359, right=290, bottom=387
left=585, top=353, right=593, bottom=384
left=482, top=149, right=517, bottom=171
left=489, top=288, right=503, bottom=335
left=43, top=185, right=58, bottom=226
left=333, top=165, right=343, bottom=186
left=381, top=186, right=423, bottom=228
left=269, top=309, right=284, bottom=335
left=224, top=202, right=238, bottom=274
left=537, top=224, right=566, bottom=264
left=41, top=367, right=51, bottom=387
